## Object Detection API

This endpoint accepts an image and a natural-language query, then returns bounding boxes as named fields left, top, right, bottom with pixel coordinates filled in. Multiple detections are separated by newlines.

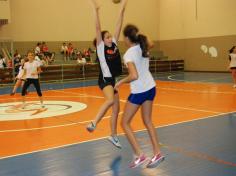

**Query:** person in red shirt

left=42, top=42, right=54, bottom=64
left=67, top=43, right=74, bottom=60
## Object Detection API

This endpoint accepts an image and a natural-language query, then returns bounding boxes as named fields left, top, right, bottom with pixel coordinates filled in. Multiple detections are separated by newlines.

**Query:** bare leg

left=141, top=101, right=161, bottom=155
left=93, top=86, right=115, bottom=126
left=110, top=92, right=120, bottom=136
left=11, top=79, right=22, bottom=94
left=232, top=69, right=236, bottom=85
left=121, top=101, right=141, bottom=156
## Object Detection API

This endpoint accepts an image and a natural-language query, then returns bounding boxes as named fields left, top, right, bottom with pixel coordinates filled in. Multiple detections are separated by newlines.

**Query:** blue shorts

left=128, top=87, right=156, bottom=105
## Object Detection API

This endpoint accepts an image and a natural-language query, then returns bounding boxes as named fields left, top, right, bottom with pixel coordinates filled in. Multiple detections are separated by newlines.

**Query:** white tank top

left=123, top=45, right=156, bottom=94
left=229, top=53, right=236, bottom=68
left=17, top=66, right=26, bottom=80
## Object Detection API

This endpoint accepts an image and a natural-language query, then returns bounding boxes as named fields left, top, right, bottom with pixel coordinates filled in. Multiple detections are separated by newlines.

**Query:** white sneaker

left=129, top=154, right=147, bottom=168
left=108, top=135, right=122, bottom=149
left=146, top=153, right=165, bottom=168
left=86, top=122, right=96, bottom=132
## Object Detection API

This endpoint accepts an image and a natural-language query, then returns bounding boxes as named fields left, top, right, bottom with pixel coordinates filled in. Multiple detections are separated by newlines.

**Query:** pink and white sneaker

left=129, top=154, right=147, bottom=168
left=146, top=153, right=165, bottom=168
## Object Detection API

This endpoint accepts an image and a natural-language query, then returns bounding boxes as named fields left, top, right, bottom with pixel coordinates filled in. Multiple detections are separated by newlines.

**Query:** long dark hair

left=93, top=30, right=109, bottom=47
left=229, top=46, right=236, bottom=61
left=123, top=24, right=149, bottom=57
left=21, top=58, right=26, bottom=69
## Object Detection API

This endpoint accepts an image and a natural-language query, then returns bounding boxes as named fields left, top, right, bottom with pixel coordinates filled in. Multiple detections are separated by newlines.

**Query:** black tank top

left=98, top=42, right=122, bottom=77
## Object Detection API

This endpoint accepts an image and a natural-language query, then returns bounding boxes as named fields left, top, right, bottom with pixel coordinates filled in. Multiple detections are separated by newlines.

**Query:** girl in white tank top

left=115, top=24, right=164, bottom=168
left=229, top=46, right=236, bottom=88
left=10, top=59, right=27, bottom=96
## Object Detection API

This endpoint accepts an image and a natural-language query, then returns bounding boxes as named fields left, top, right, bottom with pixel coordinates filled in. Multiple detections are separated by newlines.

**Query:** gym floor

left=0, top=72, right=235, bottom=176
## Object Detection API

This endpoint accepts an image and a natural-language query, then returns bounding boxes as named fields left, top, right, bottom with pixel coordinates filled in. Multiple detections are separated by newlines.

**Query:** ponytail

left=229, top=46, right=236, bottom=61
left=123, top=24, right=150, bottom=58
left=137, top=34, right=149, bottom=57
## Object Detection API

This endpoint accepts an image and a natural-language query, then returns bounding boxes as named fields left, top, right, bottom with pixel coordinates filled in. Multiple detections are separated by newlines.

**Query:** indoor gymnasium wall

left=0, top=0, right=160, bottom=49
left=0, top=0, right=11, bottom=21
left=159, top=0, right=236, bottom=71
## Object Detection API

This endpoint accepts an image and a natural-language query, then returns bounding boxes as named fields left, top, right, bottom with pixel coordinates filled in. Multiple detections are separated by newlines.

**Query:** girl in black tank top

left=103, top=42, right=122, bottom=77
left=86, top=0, right=128, bottom=149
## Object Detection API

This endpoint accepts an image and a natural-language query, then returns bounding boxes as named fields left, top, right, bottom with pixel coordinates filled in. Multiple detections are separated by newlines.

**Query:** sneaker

left=86, top=122, right=96, bottom=132
left=108, top=135, right=122, bottom=149
left=129, top=154, right=147, bottom=168
left=146, top=153, right=165, bottom=168
left=10, top=92, right=15, bottom=96
left=41, top=104, right=45, bottom=108
left=233, top=84, right=236, bottom=88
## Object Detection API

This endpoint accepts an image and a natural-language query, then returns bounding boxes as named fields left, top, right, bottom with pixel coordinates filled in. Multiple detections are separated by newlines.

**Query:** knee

left=106, top=99, right=115, bottom=107
left=113, top=103, right=120, bottom=112
left=121, top=118, right=129, bottom=129
left=142, top=118, right=152, bottom=127
left=121, top=119, right=126, bottom=129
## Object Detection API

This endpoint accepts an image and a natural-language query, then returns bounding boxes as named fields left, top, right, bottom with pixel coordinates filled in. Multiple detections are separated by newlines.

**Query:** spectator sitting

left=14, top=50, right=22, bottom=75
left=88, top=47, right=95, bottom=53
left=14, top=50, right=21, bottom=59
left=42, top=42, right=55, bottom=64
left=61, top=42, right=68, bottom=61
left=41, top=57, right=48, bottom=66
left=76, top=51, right=86, bottom=65
left=0, top=55, right=7, bottom=69
left=67, top=43, right=74, bottom=60
left=83, top=48, right=91, bottom=62
left=35, top=55, right=43, bottom=66
left=8, top=59, right=13, bottom=68
left=35, top=42, right=43, bottom=59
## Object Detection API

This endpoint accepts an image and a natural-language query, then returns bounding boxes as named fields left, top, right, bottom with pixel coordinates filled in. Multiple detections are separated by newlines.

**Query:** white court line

left=49, top=81, right=236, bottom=95
left=52, top=90, right=223, bottom=114
left=0, top=114, right=119, bottom=133
left=159, top=87, right=236, bottom=95
left=0, top=90, right=225, bottom=132
left=0, top=110, right=235, bottom=160
left=1, top=80, right=235, bottom=101
left=167, top=74, right=230, bottom=83
left=0, top=113, right=123, bottom=133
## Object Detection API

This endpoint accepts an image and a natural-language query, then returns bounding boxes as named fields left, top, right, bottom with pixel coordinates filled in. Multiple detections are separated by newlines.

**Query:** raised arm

left=90, top=0, right=102, bottom=46
left=114, top=0, right=128, bottom=41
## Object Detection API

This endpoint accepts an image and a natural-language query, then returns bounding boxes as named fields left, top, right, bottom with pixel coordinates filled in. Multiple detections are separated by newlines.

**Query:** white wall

left=0, top=0, right=160, bottom=41
left=0, top=0, right=10, bottom=20
left=159, top=0, right=236, bottom=40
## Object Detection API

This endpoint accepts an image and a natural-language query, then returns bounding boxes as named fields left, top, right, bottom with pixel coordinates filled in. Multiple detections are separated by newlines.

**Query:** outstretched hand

left=90, top=0, right=100, bottom=11
left=114, top=81, right=122, bottom=91
left=121, top=0, right=128, bottom=9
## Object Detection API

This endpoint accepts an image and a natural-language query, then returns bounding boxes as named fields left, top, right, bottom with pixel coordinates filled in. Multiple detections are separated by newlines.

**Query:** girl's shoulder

left=230, top=53, right=236, bottom=57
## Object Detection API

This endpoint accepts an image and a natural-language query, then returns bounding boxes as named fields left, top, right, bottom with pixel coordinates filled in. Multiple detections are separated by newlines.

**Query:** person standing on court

left=229, top=46, right=236, bottom=88
left=86, top=0, right=128, bottom=149
left=115, top=24, right=165, bottom=168
left=21, top=51, right=44, bottom=108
